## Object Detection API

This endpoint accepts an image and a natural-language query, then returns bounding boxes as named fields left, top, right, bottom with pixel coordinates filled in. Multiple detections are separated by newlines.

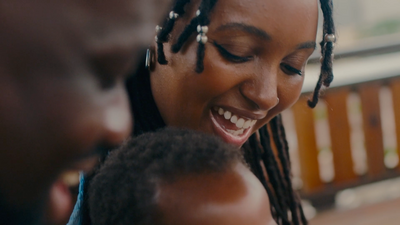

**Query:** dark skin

left=156, top=163, right=277, bottom=225
left=0, top=0, right=172, bottom=223
left=151, top=0, right=318, bottom=146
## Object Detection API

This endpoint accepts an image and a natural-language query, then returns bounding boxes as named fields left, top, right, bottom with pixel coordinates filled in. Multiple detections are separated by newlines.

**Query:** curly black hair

left=88, top=128, right=245, bottom=225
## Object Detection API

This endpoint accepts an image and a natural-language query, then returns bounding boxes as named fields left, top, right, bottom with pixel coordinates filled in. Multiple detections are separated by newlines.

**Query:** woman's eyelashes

left=213, top=41, right=303, bottom=76
left=213, top=42, right=253, bottom=63
left=280, top=63, right=302, bottom=76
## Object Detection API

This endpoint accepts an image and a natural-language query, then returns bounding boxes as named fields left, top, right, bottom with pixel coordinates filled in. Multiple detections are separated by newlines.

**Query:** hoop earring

left=145, top=47, right=155, bottom=71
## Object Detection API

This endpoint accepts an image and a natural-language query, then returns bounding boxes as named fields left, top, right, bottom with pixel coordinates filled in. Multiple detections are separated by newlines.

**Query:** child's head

left=88, top=128, right=276, bottom=225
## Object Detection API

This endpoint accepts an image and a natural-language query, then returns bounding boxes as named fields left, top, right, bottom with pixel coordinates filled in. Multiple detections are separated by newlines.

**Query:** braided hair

left=156, top=0, right=218, bottom=73
left=308, top=0, right=336, bottom=108
left=81, top=0, right=336, bottom=224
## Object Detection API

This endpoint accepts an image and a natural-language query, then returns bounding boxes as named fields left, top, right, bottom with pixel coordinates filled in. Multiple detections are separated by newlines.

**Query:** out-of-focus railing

left=283, top=36, right=400, bottom=208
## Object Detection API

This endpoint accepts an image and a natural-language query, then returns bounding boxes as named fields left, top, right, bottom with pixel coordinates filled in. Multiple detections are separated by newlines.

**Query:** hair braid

left=171, top=18, right=198, bottom=53
left=156, top=0, right=192, bottom=64
left=245, top=134, right=287, bottom=223
left=308, top=0, right=336, bottom=108
left=244, top=135, right=268, bottom=188
left=275, top=115, right=291, bottom=167
left=259, top=125, right=291, bottom=224
left=194, top=0, right=218, bottom=73
left=195, top=43, right=206, bottom=73
left=299, top=201, right=308, bottom=225
left=156, top=41, right=168, bottom=65
left=271, top=115, right=307, bottom=225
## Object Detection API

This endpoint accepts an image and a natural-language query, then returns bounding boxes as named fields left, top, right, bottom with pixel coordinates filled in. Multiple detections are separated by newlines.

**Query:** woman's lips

left=210, top=107, right=258, bottom=146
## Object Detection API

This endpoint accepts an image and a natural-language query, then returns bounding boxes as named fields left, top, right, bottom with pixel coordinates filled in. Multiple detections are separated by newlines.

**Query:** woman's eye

left=280, top=63, right=302, bottom=76
left=213, top=42, right=253, bottom=63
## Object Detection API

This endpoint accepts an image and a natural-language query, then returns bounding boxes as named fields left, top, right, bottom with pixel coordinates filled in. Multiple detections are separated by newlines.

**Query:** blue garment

left=67, top=173, right=85, bottom=225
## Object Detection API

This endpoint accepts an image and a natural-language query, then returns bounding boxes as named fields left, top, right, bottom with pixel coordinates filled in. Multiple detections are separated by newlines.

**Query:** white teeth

left=214, top=107, right=258, bottom=130
left=218, top=108, right=224, bottom=115
left=224, top=111, right=232, bottom=120
left=236, top=118, right=245, bottom=129
left=243, top=120, right=252, bottom=129
left=230, top=115, right=238, bottom=123
left=226, top=128, right=245, bottom=136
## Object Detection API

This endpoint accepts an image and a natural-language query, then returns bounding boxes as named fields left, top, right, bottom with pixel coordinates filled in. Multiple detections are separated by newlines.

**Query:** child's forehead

left=155, top=163, right=274, bottom=225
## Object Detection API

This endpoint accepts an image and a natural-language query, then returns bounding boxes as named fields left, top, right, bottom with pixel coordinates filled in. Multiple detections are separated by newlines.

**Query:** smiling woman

left=77, top=0, right=336, bottom=225
left=129, top=0, right=334, bottom=224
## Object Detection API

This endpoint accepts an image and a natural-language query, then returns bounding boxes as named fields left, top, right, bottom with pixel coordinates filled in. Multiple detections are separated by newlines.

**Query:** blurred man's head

left=0, top=0, right=172, bottom=223
left=89, top=128, right=276, bottom=225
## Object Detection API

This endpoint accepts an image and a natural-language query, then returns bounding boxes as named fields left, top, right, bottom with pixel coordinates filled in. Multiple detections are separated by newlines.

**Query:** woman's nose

left=239, top=70, right=279, bottom=112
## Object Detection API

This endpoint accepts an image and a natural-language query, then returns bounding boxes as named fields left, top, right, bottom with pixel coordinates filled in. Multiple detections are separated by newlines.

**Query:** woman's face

left=151, top=0, right=318, bottom=146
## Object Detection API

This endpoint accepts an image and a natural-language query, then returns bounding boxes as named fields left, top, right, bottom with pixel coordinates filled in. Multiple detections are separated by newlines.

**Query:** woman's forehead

left=209, top=0, right=319, bottom=29
left=207, top=0, right=319, bottom=47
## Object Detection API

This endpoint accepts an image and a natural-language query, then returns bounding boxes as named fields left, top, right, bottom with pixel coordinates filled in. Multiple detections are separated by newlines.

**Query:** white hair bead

left=196, top=34, right=208, bottom=44
left=169, top=11, right=179, bottom=19
left=324, top=34, right=336, bottom=42
left=155, top=25, right=162, bottom=33
left=197, top=25, right=209, bottom=34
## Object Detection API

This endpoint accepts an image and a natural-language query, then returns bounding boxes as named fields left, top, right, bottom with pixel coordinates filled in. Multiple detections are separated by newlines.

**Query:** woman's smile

left=210, top=106, right=260, bottom=146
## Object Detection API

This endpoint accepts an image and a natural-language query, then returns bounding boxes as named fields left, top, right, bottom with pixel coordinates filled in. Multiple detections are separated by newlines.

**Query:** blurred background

left=283, top=0, right=400, bottom=224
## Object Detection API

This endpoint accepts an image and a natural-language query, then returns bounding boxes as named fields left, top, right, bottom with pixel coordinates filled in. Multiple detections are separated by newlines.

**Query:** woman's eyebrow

left=296, top=41, right=316, bottom=50
left=216, top=22, right=271, bottom=41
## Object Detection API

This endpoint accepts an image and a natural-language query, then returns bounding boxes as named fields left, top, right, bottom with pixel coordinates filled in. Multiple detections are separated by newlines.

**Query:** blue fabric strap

left=66, top=173, right=85, bottom=225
